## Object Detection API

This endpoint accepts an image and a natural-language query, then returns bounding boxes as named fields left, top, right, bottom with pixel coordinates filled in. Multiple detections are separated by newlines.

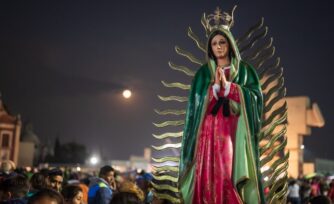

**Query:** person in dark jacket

left=0, top=175, right=29, bottom=204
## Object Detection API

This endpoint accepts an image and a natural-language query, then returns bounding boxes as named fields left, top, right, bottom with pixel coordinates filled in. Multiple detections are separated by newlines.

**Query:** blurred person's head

left=0, top=174, right=29, bottom=200
left=110, top=192, right=144, bottom=204
left=98, top=166, right=114, bottom=186
left=61, top=185, right=83, bottom=204
left=28, top=188, right=64, bottom=204
left=116, top=181, right=144, bottom=202
left=115, top=174, right=125, bottom=189
left=330, top=179, right=334, bottom=188
left=136, top=173, right=152, bottom=193
left=151, top=196, right=173, bottom=204
left=308, top=195, right=331, bottom=204
left=311, top=178, right=317, bottom=184
left=0, top=160, right=15, bottom=175
left=68, top=173, right=79, bottom=181
left=30, top=172, right=49, bottom=191
left=48, top=168, right=64, bottom=192
left=290, top=179, right=297, bottom=186
left=67, top=173, right=80, bottom=186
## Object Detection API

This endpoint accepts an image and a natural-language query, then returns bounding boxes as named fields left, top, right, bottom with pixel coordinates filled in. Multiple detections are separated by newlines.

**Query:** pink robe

left=193, top=69, right=243, bottom=204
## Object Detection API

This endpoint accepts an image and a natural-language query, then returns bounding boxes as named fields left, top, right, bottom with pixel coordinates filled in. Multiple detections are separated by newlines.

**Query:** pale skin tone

left=211, top=34, right=230, bottom=87
left=66, top=191, right=84, bottom=204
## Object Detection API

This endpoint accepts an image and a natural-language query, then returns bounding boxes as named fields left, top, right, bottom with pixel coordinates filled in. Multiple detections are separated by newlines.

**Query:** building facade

left=286, top=96, right=325, bottom=178
left=0, top=96, right=22, bottom=165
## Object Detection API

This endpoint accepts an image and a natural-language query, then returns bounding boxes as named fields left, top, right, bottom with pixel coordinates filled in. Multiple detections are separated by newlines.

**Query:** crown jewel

left=202, top=5, right=237, bottom=32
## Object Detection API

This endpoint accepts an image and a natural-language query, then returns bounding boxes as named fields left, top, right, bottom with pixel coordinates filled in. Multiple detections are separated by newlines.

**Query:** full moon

left=122, top=89, right=132, bottom=99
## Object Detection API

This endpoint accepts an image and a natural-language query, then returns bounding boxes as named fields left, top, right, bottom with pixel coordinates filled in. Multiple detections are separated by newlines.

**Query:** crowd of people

left=0, top=160, right=169, bottom=204
left=287, top=176, right=334, bottom=204
left=1, top=159, right=334, bottom=204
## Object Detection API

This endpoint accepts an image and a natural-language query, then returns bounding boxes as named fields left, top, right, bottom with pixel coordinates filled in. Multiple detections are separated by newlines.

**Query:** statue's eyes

left=219, top=40, right=227, bottom=45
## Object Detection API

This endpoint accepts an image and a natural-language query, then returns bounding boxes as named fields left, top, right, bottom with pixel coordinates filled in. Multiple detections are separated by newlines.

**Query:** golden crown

left=202, top=5, right=237, bottom=32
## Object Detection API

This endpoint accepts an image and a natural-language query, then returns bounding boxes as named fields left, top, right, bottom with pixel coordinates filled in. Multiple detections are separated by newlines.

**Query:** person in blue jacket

left=88, top=165, right=115, bottom=204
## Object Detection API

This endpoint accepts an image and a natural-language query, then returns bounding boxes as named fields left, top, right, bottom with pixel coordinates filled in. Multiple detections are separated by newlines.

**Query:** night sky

left=1, top=1, right=333, bottom=161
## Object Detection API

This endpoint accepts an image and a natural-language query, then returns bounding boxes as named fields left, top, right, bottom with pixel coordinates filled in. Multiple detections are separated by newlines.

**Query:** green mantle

left=179, top=61, right=265, bottom=204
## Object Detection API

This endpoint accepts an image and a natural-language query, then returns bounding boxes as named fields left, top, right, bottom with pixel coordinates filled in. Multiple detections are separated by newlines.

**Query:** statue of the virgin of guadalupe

left=152, top=6, right=289, bottom=204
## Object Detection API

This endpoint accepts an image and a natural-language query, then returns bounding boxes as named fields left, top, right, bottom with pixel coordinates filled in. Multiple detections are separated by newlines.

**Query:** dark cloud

left=0, top=36, right=124, bottom=98
left=1, top=64, right=124, bottom=98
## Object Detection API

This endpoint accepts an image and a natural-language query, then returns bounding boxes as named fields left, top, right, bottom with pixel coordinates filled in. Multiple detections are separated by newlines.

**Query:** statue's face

left=210, top=34, right=230, bottom=60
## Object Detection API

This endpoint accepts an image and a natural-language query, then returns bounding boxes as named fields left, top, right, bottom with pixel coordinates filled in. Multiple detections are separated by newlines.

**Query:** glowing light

left=90, top=156, right=99, bottom=165
left=76, top=166, right=81, bottom=172
left=122, top=89, right=132, bottom=99
left=301, top=145, right=305, bottom=150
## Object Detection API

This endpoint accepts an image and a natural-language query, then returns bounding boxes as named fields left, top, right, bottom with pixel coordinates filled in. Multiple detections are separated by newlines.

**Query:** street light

left=90, top=156, right=99, bottom=165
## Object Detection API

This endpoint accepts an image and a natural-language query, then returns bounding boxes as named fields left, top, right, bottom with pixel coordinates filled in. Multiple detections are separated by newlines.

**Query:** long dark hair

left=207, top=30, right=235, bottom=63
left=61, top=185, right=83, bottom=201
left=30, top=172, right=49, bottom=190
left=28, top=189, right=64, bottom=204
